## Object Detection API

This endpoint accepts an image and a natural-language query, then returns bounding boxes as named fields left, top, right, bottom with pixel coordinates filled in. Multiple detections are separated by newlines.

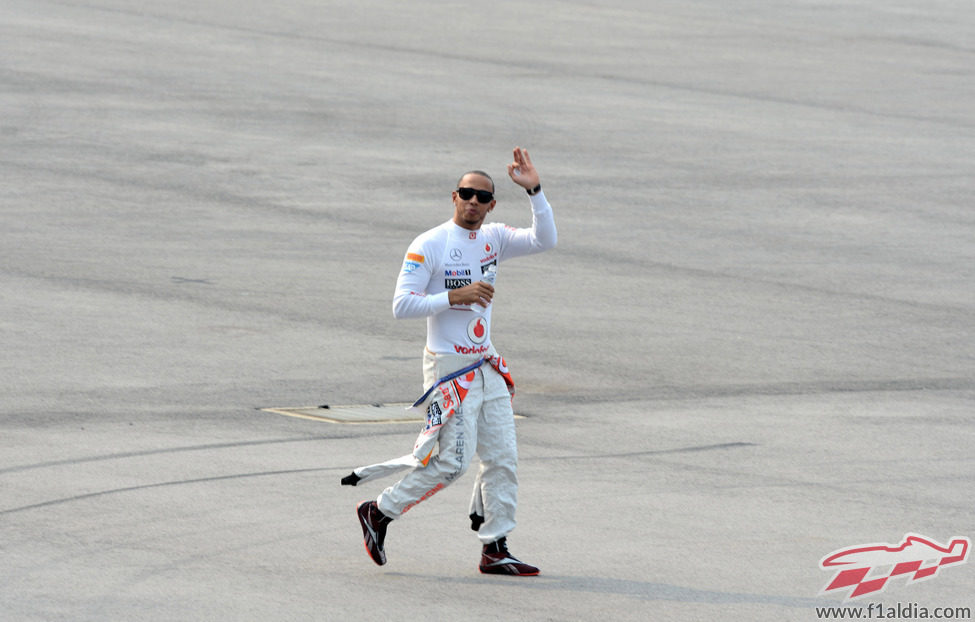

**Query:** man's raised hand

left=507, top=147, right=540, bottom=190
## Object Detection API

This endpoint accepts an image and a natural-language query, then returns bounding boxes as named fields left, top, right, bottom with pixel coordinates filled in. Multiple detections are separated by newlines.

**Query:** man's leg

left=472, top=395, right=538, bottom=575
left=355, top=375, right=484, bottom=566
left=470, top=395, right=518, bottom=544
left=376, top=399, right=478, bottom=517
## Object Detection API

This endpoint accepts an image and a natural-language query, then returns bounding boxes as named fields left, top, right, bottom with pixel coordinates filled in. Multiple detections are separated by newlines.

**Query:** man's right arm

left=391, top=247, right=451, bottom=319
left=392, top=246, right=496, bottom=318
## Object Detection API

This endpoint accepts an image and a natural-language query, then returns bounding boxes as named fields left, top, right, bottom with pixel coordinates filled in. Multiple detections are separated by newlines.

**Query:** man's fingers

left=457, top=282, right=493, bottom=305
left=478, top=283, right=494, bottom=304
left=509, top=147, right=539, bottom=188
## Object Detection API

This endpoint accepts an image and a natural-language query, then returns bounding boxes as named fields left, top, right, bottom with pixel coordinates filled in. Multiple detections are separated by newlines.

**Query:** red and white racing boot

left=356, top=501, right=392, bottom=566
left=478, top=537, right=539, bottom=576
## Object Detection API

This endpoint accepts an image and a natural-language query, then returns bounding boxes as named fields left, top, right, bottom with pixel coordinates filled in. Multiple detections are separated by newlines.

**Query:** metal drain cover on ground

left=262, top=403, right=525, bottom=424
left=262, top=403, right=419, bottom=424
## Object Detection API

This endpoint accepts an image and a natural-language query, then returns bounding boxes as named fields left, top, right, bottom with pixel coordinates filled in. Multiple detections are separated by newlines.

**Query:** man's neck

left=452, top=217, right=482, bottom=231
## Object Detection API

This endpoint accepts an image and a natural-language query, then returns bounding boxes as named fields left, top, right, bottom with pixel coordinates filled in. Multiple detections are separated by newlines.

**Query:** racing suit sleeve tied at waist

left=345, top=354, right=514, bottom=485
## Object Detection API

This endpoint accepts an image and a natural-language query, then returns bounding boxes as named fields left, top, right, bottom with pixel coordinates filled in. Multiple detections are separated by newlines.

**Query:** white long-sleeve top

left=392, top=191, right=557, bottom=355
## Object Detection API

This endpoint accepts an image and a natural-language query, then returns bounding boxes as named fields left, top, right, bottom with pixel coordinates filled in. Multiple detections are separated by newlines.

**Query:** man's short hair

left=457, top=170, right=494, bottom=192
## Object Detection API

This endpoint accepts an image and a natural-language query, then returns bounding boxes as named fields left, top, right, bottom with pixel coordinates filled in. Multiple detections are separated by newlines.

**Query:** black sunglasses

left=456, top=187, right=494, bottom=203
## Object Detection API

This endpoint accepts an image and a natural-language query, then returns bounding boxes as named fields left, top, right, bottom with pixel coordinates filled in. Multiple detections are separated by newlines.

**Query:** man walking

left=345, top=147, right=557, bottom=575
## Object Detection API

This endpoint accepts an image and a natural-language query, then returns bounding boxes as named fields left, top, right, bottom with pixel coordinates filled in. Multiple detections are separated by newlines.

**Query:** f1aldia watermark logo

left=819, top=533, right=970, bottom=600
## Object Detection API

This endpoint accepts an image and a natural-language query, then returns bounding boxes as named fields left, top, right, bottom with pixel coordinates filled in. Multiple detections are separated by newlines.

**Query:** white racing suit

left=355, top=190, right=556, bottom=545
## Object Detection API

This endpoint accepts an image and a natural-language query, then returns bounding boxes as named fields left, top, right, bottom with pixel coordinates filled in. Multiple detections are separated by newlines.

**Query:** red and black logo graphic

left=820, top=533, right=970, bottom=600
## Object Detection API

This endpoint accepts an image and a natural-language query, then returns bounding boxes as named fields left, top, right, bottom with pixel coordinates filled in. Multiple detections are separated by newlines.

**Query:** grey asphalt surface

left=2, top=1, right=974, bottom=620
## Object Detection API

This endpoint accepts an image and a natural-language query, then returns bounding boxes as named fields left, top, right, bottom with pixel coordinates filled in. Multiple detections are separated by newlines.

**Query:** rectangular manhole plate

left=262, top=403, right=419, bottom=424
left=262, top=403, right=526, bottom=424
